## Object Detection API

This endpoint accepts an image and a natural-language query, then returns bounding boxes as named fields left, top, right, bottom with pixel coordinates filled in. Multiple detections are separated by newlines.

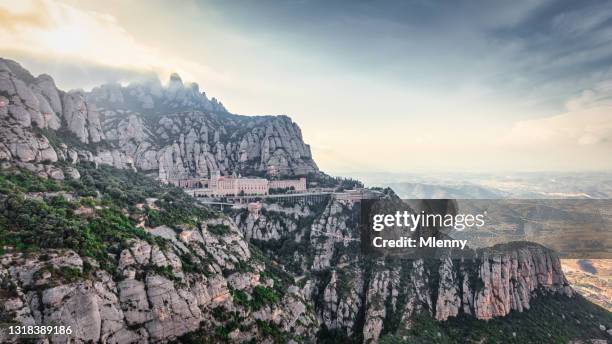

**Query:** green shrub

left=0, top=163, right=215, bottom=273
left=208, top=224, right=231, bottom=235
left=230, top=289, right=249, bottom=307
left=251, top=286, right=279, bottom=310
left=256, top=320, right=284, bottom=342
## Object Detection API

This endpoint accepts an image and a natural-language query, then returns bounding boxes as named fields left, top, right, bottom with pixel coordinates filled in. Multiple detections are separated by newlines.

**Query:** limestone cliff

left=1, top=57, right=610, bottom=343
left=0, top=58, right=318, bottom=180
left=231, top=199, right=579, bottom=343
left=0, top=186, right=317, bottom=343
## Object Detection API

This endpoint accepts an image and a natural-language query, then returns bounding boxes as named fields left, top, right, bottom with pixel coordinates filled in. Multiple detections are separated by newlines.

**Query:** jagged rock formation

left=0, top=58, right=318, bottom=180
left=435, top=244, right=574, bottom=321
left=1, top=57, right=609, bottom=343
left=0, top=60, right=59, bottom=163
left=234, top=203, right=313, bottom=241
left=231, top=199, right=577, bottom=343
left=0, top=219, right=316, bottom=343
left=318, top=268, right=364, bottom=336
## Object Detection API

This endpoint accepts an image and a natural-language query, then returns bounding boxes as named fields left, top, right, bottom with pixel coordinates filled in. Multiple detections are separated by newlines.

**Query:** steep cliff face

left=0, top=60, right=59, bottom=163
left=0, top=165, right=317, bottom=343
left=435, top=243, right=574, bottom=321
left=1, top=58, right=610, bottom=343
left=1, top=224, right=317, bottom=343
left=0, top=58, right=318, bottom=179
left=231, top=199, right=580, bottom=343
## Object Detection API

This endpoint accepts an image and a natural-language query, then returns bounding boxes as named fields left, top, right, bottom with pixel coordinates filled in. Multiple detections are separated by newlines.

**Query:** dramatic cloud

left=1, top=0, right=611, bottom=172
left=504, top=81, right=612, bottom=146
left=0, top=0, right=224, bottom=89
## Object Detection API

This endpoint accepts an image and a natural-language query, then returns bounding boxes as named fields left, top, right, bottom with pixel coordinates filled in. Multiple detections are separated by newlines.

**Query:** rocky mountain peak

left=1, top=57, right=610, bottom=343
left=168, top=72, right=183, bottom=84
left=167, top=72, right=184, bottom=93
left=0, top=57, right=318, bottom=180
left=189, top=81, right=200, bottom=94
left=0, top=58, right=37, bottom=84
left=87, top=73, right=227, bottom=114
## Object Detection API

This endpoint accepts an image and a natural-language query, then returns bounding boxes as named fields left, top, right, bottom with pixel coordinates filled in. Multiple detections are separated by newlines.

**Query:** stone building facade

left=166, top=171, right=306, bottom=197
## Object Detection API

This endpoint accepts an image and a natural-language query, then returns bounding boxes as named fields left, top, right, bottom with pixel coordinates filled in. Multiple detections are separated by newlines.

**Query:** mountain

left=0, top=58, right=611, bottom=343
left=230, top=196, right=612, bottom=342
left=387, top=182, right=507, bottom=199
left=0, top=58, right=318, bottom=180
left=0, top=163, right=318, bottom=343
left=359, top=172, right=612, bottom=199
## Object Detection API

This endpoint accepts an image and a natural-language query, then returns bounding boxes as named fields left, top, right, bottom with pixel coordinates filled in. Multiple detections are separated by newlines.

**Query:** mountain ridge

left=0, top=58, right=610, bottom=343
left=0, top=57, right=318, bottom=182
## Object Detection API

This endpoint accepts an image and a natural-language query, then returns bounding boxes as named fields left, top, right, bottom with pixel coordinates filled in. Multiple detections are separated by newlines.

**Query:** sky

left=1, top=0, right=611, bottom=173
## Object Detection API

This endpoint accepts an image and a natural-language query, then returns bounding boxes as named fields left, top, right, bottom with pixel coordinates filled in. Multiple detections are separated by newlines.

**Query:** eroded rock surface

left=0, top=58, right=318, bottom=180
left=0, top=220, right=317, bottom=343
left=232, top=198, right=576, bottom=343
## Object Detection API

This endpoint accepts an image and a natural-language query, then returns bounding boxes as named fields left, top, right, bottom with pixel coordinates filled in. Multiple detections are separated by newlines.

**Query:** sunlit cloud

left=503, top=81, right=612, bottom=147
left=0, top=0, right=51, bottom=31
left=0, top=0, right=224, bottom=85
left=0, top=0, right=610, bottom=172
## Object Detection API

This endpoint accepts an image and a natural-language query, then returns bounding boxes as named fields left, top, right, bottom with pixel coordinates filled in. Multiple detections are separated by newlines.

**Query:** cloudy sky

left=1, top=0, right=611, bottom=173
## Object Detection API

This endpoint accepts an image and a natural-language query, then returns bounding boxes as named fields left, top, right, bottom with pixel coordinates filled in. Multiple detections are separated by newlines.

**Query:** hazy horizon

left=1, top=0, right=611, bottom=174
